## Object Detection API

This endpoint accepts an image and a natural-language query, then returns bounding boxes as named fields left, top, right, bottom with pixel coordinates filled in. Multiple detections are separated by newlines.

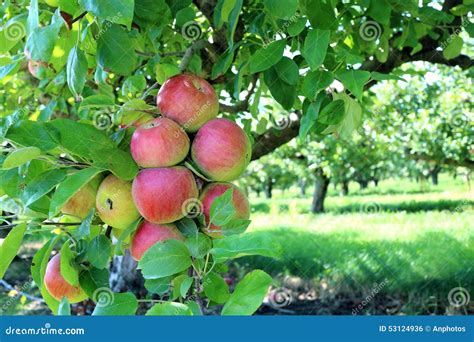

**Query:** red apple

left=191, top=118, right=252, bottom=181
left=132, top=167, right=198, bottom=224
left=200, top=182, right=250, bottom=238
left=96, top=175, right=141, bottom=230
left=44, top=254, right=88, bottom=303
left=156, top=74, right=219, bottom=132
left=130, top=117, right=190, bottom=168
left=130, top=220, right=184, bottom=261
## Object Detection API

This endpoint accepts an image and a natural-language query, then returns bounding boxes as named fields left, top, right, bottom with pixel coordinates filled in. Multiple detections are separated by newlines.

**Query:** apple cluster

left=44, top=74, right=252, bottom=302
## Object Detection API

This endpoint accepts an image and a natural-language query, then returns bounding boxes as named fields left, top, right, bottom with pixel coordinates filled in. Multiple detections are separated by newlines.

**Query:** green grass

left=237, top=175, right=474, bottom=312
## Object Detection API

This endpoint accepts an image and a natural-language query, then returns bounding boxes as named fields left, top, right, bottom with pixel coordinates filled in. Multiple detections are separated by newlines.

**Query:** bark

left=264, top=178, right=273, bottom=199
left=311, top=169, right=330, bottom=213
left=299, top=179, right=306, bottom=196
left=341, top=181, right=349, bottom=196
left=373, top=179, right=379, bottom=187
left=430, top=165, right=441, bottom=185
left=109, top=251, right=145, bottom=294
left=358, top=180, right=369, bottom=190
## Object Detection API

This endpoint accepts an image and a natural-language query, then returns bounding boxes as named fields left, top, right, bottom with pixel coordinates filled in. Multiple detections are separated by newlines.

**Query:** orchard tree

left=0, top=0, right=473, bottom=315
left=370, top=63, right=474, bottom=184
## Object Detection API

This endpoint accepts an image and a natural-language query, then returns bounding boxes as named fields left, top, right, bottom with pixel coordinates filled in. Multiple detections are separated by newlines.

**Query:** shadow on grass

left=251, top=199, right=473, bottom=215
left=236, top=228, right=474, bottom=294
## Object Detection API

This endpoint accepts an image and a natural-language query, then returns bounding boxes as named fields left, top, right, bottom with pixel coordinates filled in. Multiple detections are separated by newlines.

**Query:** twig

left=141, top=82, right=160, bottom=100
left=0, top=280, right=44, bottom=303
left=71, top=11, right=87, bottom=24
left=179, top=39, right=211, bottom=72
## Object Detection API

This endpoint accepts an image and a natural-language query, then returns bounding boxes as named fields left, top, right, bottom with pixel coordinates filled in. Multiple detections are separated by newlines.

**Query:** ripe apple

left=61, top=182, right=97, bottom=219
left=200, top=182, right=250, bottom=238
left=130, top=117, right=190, bottom=168
left=191, top=118, right=252, bottom=181
left=156, top=74, right=219, bottom=132
left=96, top=175, right=141, bottom=230
left=44, top=254, right=88, bottom=303
left=132, top=167, right=198, bottom=224
left=130, top=220, right=184, bottom=261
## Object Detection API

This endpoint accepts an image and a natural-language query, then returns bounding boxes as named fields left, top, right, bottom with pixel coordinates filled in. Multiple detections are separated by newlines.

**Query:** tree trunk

left=341, top=181, right=349, bottom=196
left=255, top=189, right=261, bottom=197
left=299, top=179, right=306, bottom=196
left=264, top=178, right=273, bottom=199
left=358, top=180, right=369, bottom=189
left=373, top=178, right=379, bottom=187
left=109, top=251, right=145, bottom=294
left=430, top=166, right=441, bottom=185
left=311, top=169, right=330, bottom=213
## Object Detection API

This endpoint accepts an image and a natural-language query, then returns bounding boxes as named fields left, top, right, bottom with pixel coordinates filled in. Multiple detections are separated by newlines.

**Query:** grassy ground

left=236, top=175, right=474, bottom=314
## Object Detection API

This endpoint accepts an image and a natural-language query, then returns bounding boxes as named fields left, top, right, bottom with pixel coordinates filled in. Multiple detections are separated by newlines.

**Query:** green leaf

left=26, top=20, right=63, bottom=61
left=60, top=242, right=79, bottom=286
left=185, top=233, right=212, bottom=258
left=287, top=16, right=307, bottom=37
left=336, top=69, right=371, bottom=100
left=214, top=0, right=237, bottom=28
left=302, top=70, right=334, bottom=100
left=368, top=0, right=391, bottom=25
left=263, top=66, right=297, bottom=110
left=264, top=0, right=297, bottom=19
left=300, top=0, right=336, bottom=30
left=21, top=169, right=66, bottom=207
left=97, top=24, right=137, bottom=75
left=322, top=93, right=362, bottom=138
left=2, top=147, right=41, bottom=170
left=221, top=219, right=251, bottom=236
left=86, top=235, right=112, bottom=269
left=318, top=100, right=346, bottom=125
left=27, top=0, right=39, bottom=35
left=79, top=267, right=110, bottom=298
left=299, top=95, right=324, bottom=142
left=139, top=240, right=192, bottom=279
left=302, top=29, right=330, bottom=70
left=175, top=217, right=198, bottom=237
left=74, top=208, right=95, bottom=240
left=114, top=218, right=141, bottom=254
left=172, top=274, right=193, bottom=299
left=6, top=120, right=59, bottom=151
left=274, top=57, right=299, bottom=85
left=49, top=167, right=103, bottom=217
left=66, top=47, right=88, bottom=100
left=146, top=302, right=193, bottom=316
left=226, top=0, right=243, bottom=48
left=58, top=297, right=71, bottom=316
left=79, top=95, right=115, bottom=109
left=249, top=39, right=286, bottom=73
left=92, top=292, right=138, bottom=316
left=0, top=61, right=20, bottom=81
left=144, top=277, right=171, bottom=295
left=209, top=188, right=235, bottom=226
left=221, top=270, right=272, bottom=315
left=211, top=234, right=282, bottom=262
left=79, top=0, right=135, bottom=29
left=203, top=272, right=230, bottom=304
left=0, top=223, right=27, bottom=279
left=443, top=36, right=463, bottom=60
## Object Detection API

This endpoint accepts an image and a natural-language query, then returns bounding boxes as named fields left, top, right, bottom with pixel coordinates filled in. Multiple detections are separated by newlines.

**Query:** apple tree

left=0, top=0, right=473, bottom=315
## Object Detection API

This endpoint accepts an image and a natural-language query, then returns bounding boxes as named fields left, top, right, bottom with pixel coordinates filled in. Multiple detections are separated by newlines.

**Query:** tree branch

left=407, top=152, right=474, bottom=170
